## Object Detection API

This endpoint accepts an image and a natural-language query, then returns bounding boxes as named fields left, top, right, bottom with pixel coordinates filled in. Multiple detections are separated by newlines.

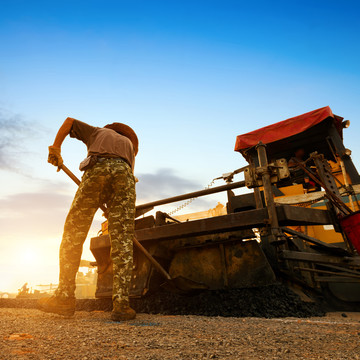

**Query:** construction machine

left=89, top=106, right=360, bottom=308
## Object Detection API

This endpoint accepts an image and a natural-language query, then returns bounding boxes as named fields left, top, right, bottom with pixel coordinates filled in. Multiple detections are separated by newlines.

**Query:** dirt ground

left=1, top=309, right=360, bottom=360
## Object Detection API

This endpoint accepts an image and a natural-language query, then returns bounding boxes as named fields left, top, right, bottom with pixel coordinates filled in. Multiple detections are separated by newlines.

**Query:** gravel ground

left=1, top=308, right=360, bottom=359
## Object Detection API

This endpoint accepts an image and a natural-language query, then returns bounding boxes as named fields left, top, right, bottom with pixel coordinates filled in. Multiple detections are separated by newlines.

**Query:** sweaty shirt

left=70, top=120, right=135, bottom=170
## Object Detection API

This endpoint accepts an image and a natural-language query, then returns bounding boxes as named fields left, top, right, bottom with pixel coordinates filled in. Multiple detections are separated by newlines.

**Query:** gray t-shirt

left=70, top=120, right=135, bottom=170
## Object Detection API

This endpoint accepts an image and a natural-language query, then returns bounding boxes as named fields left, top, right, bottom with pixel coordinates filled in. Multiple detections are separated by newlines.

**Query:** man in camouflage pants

left=38, top=117, right=138, bottom=321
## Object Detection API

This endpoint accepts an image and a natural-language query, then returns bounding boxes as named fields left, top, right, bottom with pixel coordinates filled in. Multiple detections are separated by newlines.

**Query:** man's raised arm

left=48, top=117, right=75, bottom=170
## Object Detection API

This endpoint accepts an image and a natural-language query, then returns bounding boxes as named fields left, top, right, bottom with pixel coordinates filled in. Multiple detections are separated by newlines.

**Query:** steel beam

left=135, top=205, right=333, bottom=242
left=136, top=208, right=269, bottom=242
left=256, top=142, right=278, bottom=230
left=136, top=180, right=246, bottom=211
left=280, top=250, right=360, bottom=267
left=281, top=227, right=349, bottom=256
left=277, top=205, right=332, bottom=225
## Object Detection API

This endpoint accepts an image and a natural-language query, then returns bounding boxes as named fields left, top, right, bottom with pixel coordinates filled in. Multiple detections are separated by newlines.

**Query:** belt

left=97, top=157, right=130, bottom=167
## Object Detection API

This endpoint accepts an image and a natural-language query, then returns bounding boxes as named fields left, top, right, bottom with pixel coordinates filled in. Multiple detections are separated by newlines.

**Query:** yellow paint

left=277, top=184, right=304, bottom=196
left=101, top=220, right=109, bottom=235
left=174, top=202, right=227, bottom=222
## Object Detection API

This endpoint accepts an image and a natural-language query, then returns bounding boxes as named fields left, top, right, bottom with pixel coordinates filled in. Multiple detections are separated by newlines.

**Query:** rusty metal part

left=294, top=156, right=355, bottom=252
left=320, top=263, right=360, bottom=276
left=293, top=267, right=360, bottom=280
left=213, top=165, right=248, bottom=181
left=339, top=158, right=356, bottom=211
left=280, top=250, right=360, bottom=267
left=247, top=157, right=263, bottom=209
left=136, top=206, right=333, bottom=242
left=155, top=211, right=181, bottom=225
left=168, top=240, right=276, bottom=290
left=281, top=227, right=350, bottom=256
left=244, top=159, right=289, bottom=188
left=256, top=142, right=279, bottom=231
left=132, top=235, right=208, bottom=293
left=315, top=276, right=360, bottom=283
left=294, top=157, right=351, bottom=215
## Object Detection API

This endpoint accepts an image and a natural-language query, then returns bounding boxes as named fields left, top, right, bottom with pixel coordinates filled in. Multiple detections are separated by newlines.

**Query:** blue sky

left=1, top=0, right=360, bottom=292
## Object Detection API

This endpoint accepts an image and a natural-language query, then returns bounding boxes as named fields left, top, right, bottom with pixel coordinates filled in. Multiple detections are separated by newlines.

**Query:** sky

left=1, top=0, right=360, bottom=293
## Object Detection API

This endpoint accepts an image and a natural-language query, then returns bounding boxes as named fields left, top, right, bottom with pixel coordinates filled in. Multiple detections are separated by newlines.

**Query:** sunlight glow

left=19, top=247, right=39, bottom=266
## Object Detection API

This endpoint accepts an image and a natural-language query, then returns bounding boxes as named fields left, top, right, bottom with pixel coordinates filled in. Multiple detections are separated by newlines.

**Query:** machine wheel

left=321, top=283, right=360, bottom=311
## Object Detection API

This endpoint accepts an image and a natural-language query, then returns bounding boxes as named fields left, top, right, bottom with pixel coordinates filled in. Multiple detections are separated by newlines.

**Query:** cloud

left=136, top=168, right=217, bottom=212
left=136, top=168, right=201, bottom=201
left=0, top=181, right=74, bottom=238
left=0, top=108, right=40, bottom=173
left=0, top=178, right=106, bottom=243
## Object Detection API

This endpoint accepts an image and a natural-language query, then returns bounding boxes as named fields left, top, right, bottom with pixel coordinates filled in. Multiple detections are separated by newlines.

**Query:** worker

left=19, top=283, right=29, bottom=295
left=38, top=117, right=138, bottom=321
left=288, top=148, right=317, bottom=193
left=288, top=148, right=306, bottom=168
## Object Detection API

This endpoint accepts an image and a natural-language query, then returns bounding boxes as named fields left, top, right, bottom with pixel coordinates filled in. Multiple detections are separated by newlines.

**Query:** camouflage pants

left=55, top=158, right=136, bottom=307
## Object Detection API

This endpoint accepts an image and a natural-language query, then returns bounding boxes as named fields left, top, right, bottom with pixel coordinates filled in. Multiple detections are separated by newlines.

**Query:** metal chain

left=291, top=197, right=326, bottom=208
left=168, top=178, right=217, bottom=215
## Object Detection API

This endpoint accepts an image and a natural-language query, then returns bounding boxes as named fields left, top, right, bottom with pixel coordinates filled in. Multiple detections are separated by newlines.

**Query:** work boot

left=111, top=303, right=136, bottom=322
left=38, top=296, right=76, bottom=317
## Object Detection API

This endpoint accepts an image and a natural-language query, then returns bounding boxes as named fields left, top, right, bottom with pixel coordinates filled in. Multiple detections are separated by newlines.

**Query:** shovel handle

left=133, top=236, right=171, bottom=280
left=60, top=164, right=81, bottom=186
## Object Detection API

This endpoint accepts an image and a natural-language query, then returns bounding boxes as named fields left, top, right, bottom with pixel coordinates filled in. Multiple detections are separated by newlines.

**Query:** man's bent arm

left=52, top=117, right=75, bottom=148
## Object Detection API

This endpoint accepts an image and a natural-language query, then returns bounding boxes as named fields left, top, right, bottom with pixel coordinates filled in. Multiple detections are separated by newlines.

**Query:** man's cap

left=104, top=123, right=139, bottom=155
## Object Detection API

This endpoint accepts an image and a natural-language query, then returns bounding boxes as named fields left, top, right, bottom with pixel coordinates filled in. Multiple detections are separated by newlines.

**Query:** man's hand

left=48, top=146, right=63, bottom=171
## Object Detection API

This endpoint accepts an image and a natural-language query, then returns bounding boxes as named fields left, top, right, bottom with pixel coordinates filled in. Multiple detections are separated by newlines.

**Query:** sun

left=19, top=247, right=39, bottom=266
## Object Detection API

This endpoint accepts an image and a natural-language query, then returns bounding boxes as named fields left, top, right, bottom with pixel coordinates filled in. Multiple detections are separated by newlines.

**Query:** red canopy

left=234, top=106, right=342, bottom=152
